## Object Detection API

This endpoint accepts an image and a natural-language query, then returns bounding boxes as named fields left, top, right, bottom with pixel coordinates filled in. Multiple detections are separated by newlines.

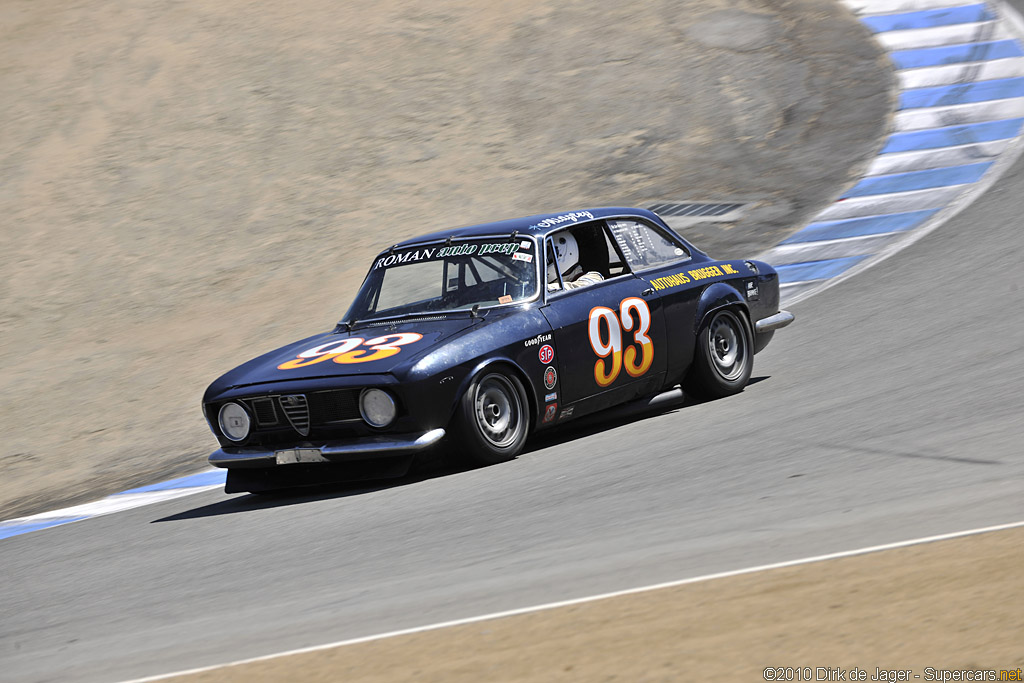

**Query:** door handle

left=641, top=288, right=654, bottom=296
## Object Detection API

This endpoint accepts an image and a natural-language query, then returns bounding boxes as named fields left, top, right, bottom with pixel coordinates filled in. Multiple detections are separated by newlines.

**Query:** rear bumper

left=209, top=428, right=446, bottom=468
left=755, top=310, right=795, bottom=333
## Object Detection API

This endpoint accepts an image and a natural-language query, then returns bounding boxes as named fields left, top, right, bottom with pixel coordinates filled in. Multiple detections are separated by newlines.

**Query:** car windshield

left=344, top=237, right=539, bottom=321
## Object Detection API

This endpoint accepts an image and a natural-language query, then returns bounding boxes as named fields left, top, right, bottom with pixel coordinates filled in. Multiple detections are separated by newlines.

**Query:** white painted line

left=877, top=20, right=1007, bottom=49
left=898, top=55, right=1024, bottom=88
left=119, top=519, right=1024, bottom=683
left=815, top=185, right=968, bottom=220
left=892, top=96, right=1024, bottom=130
left=779, top=279, right=828, bottom=290
left=844, top=0, right=984, bottom=14
left=761, top=233, right=902, bottom=264
left=866, top=139, right=1010, bottom=174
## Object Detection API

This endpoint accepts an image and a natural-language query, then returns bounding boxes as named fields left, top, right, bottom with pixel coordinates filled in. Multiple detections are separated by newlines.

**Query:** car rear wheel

left=451, top=370, right=530, bottom=466
left=684, top=308, right=753, bottom=400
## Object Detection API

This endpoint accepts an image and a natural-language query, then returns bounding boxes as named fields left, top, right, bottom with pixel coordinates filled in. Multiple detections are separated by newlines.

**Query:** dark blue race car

left=203, top=207, right=793, bottom=493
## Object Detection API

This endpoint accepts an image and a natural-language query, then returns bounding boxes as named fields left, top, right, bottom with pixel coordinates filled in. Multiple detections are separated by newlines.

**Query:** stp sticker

left=543, top=366, right=557, bottom=390
left=538, top=344, right=554, bottom=364
left=543, top=403, right=558, bottom=423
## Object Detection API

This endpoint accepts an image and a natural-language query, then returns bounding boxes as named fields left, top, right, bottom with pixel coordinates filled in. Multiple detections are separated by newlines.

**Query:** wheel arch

left=449, top=357, right=539, bottom=431
left=694, top=282, right=751, bottom=336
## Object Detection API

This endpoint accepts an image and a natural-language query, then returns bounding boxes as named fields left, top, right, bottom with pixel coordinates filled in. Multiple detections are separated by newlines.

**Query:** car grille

left=236, top=389, right=363, bottom=436
left=308, top=389, right=361, bottom=424
left=279, top=395, right=310, bottom=436
left=249, top=397, right=280, bottom=426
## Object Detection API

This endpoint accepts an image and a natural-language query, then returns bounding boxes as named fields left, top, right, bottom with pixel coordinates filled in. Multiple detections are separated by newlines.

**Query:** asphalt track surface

left=5, top=19, right=1024, bottom=683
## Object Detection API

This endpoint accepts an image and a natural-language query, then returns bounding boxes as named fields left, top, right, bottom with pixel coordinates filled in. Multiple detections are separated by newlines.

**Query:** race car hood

left=205, top=317, right=476, bottom=394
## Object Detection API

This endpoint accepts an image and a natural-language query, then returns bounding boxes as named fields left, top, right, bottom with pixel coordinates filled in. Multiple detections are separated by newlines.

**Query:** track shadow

left=154, top=377, right=769, bottom=522
left=152, top=465, right=461, bottom=522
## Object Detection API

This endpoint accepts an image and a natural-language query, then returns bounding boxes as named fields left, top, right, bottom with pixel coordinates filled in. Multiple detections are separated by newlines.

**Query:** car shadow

left=522, top=375, right=768, bottom=453
left=151, top=465, right=461, bottom=522
left=154, top=376, right=769, bottom=522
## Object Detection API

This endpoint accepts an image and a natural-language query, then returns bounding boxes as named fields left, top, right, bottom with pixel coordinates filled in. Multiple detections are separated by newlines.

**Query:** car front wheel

left=451, top=370, right=530, bottom=466
left=684, top=308, right=753, bottom=400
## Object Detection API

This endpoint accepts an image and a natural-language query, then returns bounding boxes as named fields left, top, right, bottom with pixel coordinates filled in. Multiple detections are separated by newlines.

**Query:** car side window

left=546, top=222, right=627, bottom=293
left=607, top=219, right=689, bottom=271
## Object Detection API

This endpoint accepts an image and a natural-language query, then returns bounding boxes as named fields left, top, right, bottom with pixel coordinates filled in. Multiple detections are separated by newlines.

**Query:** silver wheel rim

left=474, top=374, right=523, bottom=448
left=708, top=311, right=746, bottom=381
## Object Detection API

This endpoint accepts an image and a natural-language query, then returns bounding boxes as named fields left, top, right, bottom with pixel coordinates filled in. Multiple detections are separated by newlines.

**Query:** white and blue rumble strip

left=0, top=470, right=225, bottom=540
left=761, top=0, right=1024, bottom=305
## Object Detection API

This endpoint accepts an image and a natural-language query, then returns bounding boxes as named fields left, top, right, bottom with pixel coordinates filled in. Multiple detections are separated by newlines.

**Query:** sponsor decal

left=588, top=298, right=654, bottom=387
left=650, top=272, right=691, bottom=291
left=745, top=280, right=759, bottom=300
left=528, top=211, right=594, bottom=231
left=512, top=251, right=533, bottom=263
left=545, top=391, right=557, bottom=402
left=520, top=240, right=533, bottom=250
left=538, top=344, right=554, bottom=364
left=278, top=333, right=423, bottom=369
left=559, top=405, right=575, bottom=420
left=437, top=244, right=478, bottom=257
left=498, top=295, right=514, bottom=304
left=524, top=333, right=552, bottom=347
left=543, top=366, right=557, bottom=390
left=374, top=248, right=437, bottom=270
left=685, top=262, right=738, bottom=281
left=478, top=242, right=520, bottom=256
left=543, top=403, right=558, bottom=423
left=373, top=242, right=522, bottom=269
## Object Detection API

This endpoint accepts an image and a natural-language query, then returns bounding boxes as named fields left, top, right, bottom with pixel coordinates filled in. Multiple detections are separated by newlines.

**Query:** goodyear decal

left=525, top=333, right=552, bottom=347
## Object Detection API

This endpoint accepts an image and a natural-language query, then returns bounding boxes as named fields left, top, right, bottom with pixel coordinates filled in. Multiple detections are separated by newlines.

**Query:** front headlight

left=218, top=402, right=251, bottom=442
left=360, top=388, right=396, bottom=428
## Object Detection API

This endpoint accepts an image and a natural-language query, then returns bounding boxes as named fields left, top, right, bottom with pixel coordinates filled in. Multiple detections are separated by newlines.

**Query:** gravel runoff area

left=160, top=526, right=1024, bottom=682
left=0, top=0, right=890, bottom=518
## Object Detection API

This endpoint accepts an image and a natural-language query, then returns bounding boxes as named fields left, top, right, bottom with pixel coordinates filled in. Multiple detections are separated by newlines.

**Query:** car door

left=539, top=222, right=668, bottom=418
left=605, top=217, right=703, bottom=383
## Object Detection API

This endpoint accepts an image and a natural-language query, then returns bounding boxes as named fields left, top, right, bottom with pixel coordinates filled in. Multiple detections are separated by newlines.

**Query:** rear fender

left=694, top=282, right=749, bottom=336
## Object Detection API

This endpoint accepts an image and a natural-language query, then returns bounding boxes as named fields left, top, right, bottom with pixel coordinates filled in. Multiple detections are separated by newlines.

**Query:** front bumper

left=755, top=310, right=795, bottom=333
left=209, top=428, right=446, bottom=468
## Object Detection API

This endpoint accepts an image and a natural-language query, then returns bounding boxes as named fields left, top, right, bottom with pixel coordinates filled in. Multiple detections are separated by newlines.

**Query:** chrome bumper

left=755, top=310, right=795, bottom=333
left=209, top=428, right=446, bottom=468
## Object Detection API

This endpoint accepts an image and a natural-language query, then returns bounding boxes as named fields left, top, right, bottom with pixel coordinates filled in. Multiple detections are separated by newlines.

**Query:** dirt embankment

left=0, top=0, right=890, bottom=518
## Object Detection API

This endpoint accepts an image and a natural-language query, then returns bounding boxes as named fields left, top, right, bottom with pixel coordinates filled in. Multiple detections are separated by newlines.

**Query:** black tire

left=683, top=308, right=753, bottom=400
left=450, top=370, right=530, bottom=466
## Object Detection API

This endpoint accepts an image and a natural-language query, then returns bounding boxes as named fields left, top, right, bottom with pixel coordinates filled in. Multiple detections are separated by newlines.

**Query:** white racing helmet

left=547, top=231, right=580, bottom=283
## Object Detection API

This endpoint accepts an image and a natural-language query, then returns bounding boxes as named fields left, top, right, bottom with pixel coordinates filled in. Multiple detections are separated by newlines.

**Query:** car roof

left=391, top=207, right=663, bottom=249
